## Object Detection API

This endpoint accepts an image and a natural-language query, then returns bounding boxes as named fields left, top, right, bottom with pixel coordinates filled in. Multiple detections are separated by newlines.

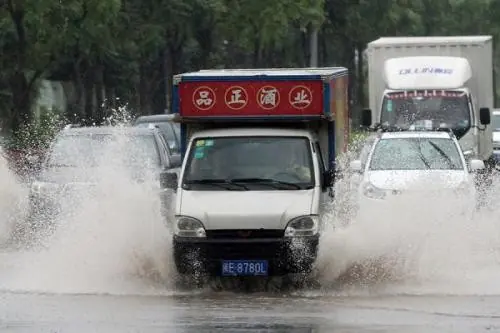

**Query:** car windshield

left=380, top=91, right=471, bottom=137
left=182, top=136, right=315, bottom=191
left=492, top=114, right=500, bottom=131
left=135, top=121, right=180, bottom=153
left=369, top=137, right=464, bottom=171
left=47, top=133, right=160, bottom=169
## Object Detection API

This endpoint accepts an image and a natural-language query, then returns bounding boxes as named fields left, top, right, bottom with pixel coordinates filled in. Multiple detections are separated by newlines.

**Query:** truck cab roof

left=369, top=36, right=492, bottom=47
left=379, top=131, right=454, bottom=140
left=191, top=127, right=315, bottom=139
left=175, top=67, right=347, bottom=81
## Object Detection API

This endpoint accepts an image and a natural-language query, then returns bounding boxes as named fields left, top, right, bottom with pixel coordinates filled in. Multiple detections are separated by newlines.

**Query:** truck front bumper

left=173, top=235, right=319, bottom=276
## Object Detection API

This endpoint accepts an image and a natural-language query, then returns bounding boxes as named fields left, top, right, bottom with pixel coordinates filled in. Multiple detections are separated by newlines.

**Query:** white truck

left=362, top=36, right=494, bottom=167
left=160, top=67, right=350, bottom=278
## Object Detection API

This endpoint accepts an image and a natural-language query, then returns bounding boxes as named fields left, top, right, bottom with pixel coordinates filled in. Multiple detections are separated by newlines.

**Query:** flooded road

left=2, top=291, right=500, bottom=332
left=3, top=143, right=500, bottom=332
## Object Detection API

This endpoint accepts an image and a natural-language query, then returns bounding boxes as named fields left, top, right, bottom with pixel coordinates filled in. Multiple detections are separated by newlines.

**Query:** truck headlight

left=174, top=216, right=206, bottom=238
left=284, top=215, right=319, bottom=237
left=362, top=182, right=387, bottom=200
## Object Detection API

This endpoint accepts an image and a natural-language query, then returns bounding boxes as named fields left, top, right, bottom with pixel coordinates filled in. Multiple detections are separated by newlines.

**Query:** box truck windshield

left=182, top=136, right=315, bottom=190
left=492, top=112, right=500, bottom=131
left=380, top=91, right=471, bottom=137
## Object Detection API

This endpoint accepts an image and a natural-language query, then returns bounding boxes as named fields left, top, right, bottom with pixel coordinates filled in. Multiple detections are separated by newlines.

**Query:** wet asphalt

left=2, top=290, right=500, bottom=332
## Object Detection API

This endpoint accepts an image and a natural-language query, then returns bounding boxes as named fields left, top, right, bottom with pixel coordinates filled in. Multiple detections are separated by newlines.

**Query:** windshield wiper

left=184, top=178, right=248, bottom=190
left=410, top=140, right=431, bottom=169
left=230, top=177, right=303, bottom=190
left=428, top=141, right=457, bottom=168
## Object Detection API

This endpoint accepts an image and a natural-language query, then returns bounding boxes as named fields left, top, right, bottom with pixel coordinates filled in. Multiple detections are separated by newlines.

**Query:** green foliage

left=2, top=0, right=500, bottom=146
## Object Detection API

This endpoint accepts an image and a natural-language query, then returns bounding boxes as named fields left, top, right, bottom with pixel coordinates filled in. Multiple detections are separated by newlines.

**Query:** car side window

left=165, top=123, right=180, bottom=154
left=171, top=123, right=181, bottom=147
left=156, top=133, right=171, bottom=168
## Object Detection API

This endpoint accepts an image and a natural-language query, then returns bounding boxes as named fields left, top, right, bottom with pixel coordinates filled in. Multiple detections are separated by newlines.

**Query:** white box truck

left=162, top=67, right=350, bottom=279
left=362, top=36, right=494, bottom=166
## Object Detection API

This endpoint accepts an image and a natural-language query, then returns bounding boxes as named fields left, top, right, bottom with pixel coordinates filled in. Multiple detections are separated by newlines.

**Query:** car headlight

left=284, top=215, right=319, bottom=237
left=174, top=216, right=206, bottom=237
left=362, top=182, right=387, bottom=200
left=31, top=182, right=60, bottom=195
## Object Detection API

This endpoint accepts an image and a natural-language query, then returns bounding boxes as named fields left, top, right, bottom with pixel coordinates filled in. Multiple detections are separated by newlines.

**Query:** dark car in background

left=133, top=114, right=181, bottom=167
left=17, top=125, right=180, bottom=242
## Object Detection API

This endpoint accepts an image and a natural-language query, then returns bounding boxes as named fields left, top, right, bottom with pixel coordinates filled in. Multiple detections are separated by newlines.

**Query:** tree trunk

left=83, top=67, right=94, bottom=125
left=9, top=71, right=31, bottom=134
left=7, top=0, right=32, bottom=134
left=151, top=51, right=167, bottom=114
left=356, top=43, right=365, bottom=107
left=94, top=63, right=105, bottom=123
left=70, top=57, right=86, bottom=124
left=309, top=25, right=319, bottom=67
left=138, top=61, right=152, bottom=115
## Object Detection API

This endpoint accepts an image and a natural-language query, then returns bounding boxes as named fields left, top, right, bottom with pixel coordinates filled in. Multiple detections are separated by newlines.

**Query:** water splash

left=0, top=106, right=177, bottom=295
left=313, top=134, right=500, bottom=296
left=0, top=145, right=28, bottom=245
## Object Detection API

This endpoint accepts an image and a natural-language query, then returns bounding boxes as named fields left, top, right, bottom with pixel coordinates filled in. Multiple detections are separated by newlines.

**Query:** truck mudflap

left=173, top=232, right=319, bottom=277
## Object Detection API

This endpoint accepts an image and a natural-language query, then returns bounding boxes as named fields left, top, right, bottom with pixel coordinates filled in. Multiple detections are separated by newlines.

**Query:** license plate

left=221, top=260, right=268, bottom=276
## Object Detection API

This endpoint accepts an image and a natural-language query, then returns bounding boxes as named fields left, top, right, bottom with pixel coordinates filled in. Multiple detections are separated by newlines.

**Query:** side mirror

left=160, top=171, right=178, bottom=189
left=350, top=160, right=363, bottom=172
left=469, top=159, right=485, bottom=171
left=322, top=169, right=335, bottom=188
left=361, top=109, right=372, bottom=127
left=480, top=107, right=491, bottom=125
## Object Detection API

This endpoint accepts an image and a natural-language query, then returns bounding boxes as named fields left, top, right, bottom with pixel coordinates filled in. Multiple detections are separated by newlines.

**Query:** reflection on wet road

left=2, top=291, right=500, bottom=332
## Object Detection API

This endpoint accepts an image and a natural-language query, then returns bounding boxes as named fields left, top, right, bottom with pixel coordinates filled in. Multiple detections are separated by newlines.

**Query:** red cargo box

left=173, top=67, right=350, bottom=155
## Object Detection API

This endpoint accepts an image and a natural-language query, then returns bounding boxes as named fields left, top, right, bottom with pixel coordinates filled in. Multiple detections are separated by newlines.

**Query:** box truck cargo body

left=364, top=36, right=493, bottom=163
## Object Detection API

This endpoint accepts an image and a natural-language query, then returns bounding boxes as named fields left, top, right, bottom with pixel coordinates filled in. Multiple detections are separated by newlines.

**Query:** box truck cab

left=362, top=36, right=493, bottom=166
left=161, top=67, right=350, bottom=278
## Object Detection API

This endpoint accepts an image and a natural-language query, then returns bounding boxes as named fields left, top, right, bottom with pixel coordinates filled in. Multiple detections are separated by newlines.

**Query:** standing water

left=1, top=123, right=500, bottom=297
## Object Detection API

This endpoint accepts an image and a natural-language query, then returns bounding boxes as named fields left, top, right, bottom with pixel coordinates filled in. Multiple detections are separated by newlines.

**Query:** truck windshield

left=380, top=91, right=471, bottom=138
left=492, top=113, right=500, bottom=131
left=182, top=136, right=315, bottom=191
left=369, top=137, right=464, bottom=171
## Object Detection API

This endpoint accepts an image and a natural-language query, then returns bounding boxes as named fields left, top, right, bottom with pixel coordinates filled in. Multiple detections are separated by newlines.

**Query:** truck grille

left=205, top=241, right=284, bottom=260
left=206, top=229, right=284, bottom=239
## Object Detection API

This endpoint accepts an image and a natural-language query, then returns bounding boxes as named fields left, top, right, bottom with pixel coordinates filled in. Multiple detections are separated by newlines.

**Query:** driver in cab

left=279, top=150, right=311, bottom=183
